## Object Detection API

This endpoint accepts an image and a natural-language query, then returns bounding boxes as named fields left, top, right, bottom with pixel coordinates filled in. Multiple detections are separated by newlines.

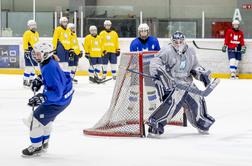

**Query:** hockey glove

left=28, top=93, right=45, bottom=107
left=116, top=49, right=120, bottom=56
left=222, top=45, right=227, bottom=53
left=85, top=53, right=90, bottom=59
left=69, top=49, right=75, bottom=61
left=78, top=51, right=83, bottom=58
left=24, top=50, right=30, bottom=58
left=31, top=75, right=43, bottom=92
left=241, top=46, right=246, bottom=54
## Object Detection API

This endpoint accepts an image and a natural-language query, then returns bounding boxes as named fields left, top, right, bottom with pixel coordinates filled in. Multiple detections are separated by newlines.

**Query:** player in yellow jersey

left=99, top=20, right=120, bottom=80
left=67, top=23, right=83, bottom=83
left=52, top=17, right=71, bottom=73
left=22, top=20, right=39, bottom=87
left=84, top=25, right=104, bottom=83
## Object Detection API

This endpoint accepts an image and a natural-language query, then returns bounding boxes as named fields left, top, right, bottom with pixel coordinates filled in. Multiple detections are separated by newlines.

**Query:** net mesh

left=84, top=52, right=186, bottom=137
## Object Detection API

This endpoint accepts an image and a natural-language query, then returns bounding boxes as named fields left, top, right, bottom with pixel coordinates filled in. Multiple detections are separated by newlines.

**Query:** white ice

left=0, top=75, right=251, bottom=166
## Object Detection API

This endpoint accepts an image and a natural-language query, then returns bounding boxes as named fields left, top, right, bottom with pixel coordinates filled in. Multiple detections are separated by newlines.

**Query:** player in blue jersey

left=22, top=42, right=74, bottom=157
left=129, top=23, right=160, bottom=111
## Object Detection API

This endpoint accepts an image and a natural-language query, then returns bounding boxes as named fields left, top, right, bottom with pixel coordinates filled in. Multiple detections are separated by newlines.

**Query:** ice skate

left=197, top=129, right=209, bottom=135
left=147, top=118, right=164, bottom=137
left=23, top=80, right=31, bottom=87
left=101, top=75, right=106, bottom=80
left=22, top=145, right=43, bottom=157
left=230, top=72, right=238, bottom=80
left=89, top=77, right=96, bottom=84
left=42, top=142, right=49, bottom=152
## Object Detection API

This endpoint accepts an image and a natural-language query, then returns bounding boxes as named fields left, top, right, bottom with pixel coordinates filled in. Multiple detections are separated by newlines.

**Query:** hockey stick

left=127, top=68, right=220, bottom=97
left=27, top=53, right=39, bottom=76
left=29, top=89, right=36, bottom=131
left=86, top=56, right=112, bottom=84
left=192, top=40, right=223, bottom=51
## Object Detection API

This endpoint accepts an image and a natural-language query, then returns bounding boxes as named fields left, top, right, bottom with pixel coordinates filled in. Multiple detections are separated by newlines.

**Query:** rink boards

left=0, top=38, right=252, bottom=78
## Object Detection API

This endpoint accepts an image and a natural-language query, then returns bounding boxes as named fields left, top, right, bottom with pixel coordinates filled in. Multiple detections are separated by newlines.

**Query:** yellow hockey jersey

left=23, top=30, right=39, bottom=50
left=99, top=30, right=119, bottom=53
left=84, top=34, right=104, bottom=58
left=69, top=32, right=81, bottom=55
left=52, top=26, right=71, bottom=50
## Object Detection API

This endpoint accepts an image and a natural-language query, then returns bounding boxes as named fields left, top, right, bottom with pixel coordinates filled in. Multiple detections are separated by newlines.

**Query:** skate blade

left=198, top=129, right=209, bottom=135
left=21, top=152, right=42, bottom=158
left=147, top=133, right=161, bottom=139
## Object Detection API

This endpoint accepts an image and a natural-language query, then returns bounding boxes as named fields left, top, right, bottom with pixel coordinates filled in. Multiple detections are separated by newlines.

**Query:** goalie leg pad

left=148, top=89, right=186, bottom=133
left=184, top=94, right=215, bottom=131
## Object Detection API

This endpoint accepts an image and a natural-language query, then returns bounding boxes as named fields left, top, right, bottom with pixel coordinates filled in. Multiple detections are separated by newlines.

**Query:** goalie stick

left=127, top=68, right=220, bottom=97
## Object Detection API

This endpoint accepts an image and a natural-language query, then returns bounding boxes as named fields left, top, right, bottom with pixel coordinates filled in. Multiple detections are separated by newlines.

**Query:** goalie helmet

left=59, top=17, right=68, bottom=28
left=232, top=19, right=240, bottom=30
left=89, top=25, right=97, bottom=36
left=67, top=23, right=76, bottom=33
left=171, top=31, right=187, bottom=55
left=138, top=23, right=149, bottom=40
left=27, top=20, right=37, bottom=31
left=32, top=42, right=53, bottom=63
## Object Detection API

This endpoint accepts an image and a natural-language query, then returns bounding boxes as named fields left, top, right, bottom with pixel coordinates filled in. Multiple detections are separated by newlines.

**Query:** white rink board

left=0, top=37, right=252, bottom=74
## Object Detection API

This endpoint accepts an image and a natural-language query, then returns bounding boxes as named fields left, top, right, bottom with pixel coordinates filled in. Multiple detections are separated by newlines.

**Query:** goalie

left=148, top=31, right=215, bottom=136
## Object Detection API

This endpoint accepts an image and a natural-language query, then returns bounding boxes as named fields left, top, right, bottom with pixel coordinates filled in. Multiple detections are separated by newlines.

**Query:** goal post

left=83, top=51, right=187, bottom=137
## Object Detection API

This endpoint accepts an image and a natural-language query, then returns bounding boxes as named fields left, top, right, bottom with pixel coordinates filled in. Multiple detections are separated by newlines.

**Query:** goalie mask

left=27, top=20, right=37, bottom=31
left=32, top=42, right=53, bottom=63
left=171, top=31, right=187, bottom=55
left=138, top=23, right=149, bottom=40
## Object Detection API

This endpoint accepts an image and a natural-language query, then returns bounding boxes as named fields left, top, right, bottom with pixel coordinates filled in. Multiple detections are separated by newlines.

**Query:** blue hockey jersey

left=41, top=58, right=73, bottom=106
left=130, top=36, right=160, bottom=52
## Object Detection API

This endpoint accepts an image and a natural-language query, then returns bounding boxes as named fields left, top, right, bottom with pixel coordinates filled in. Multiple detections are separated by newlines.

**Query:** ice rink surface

left=0, top=75, right=251, bottom=166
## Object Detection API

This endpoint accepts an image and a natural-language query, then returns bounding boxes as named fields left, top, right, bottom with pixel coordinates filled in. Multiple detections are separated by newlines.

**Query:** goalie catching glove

left=28, top=93, right=45, bottom=107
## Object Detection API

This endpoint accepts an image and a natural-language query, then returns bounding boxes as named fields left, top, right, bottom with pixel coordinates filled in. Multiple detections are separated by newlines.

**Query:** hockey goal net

left=84, top=51, right=187, bottom=137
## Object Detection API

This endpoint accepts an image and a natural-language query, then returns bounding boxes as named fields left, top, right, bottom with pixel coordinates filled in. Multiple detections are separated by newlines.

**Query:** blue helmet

left=171, top=31, right=185, bottom=43
left=171, top=31, right=187, bottom=54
